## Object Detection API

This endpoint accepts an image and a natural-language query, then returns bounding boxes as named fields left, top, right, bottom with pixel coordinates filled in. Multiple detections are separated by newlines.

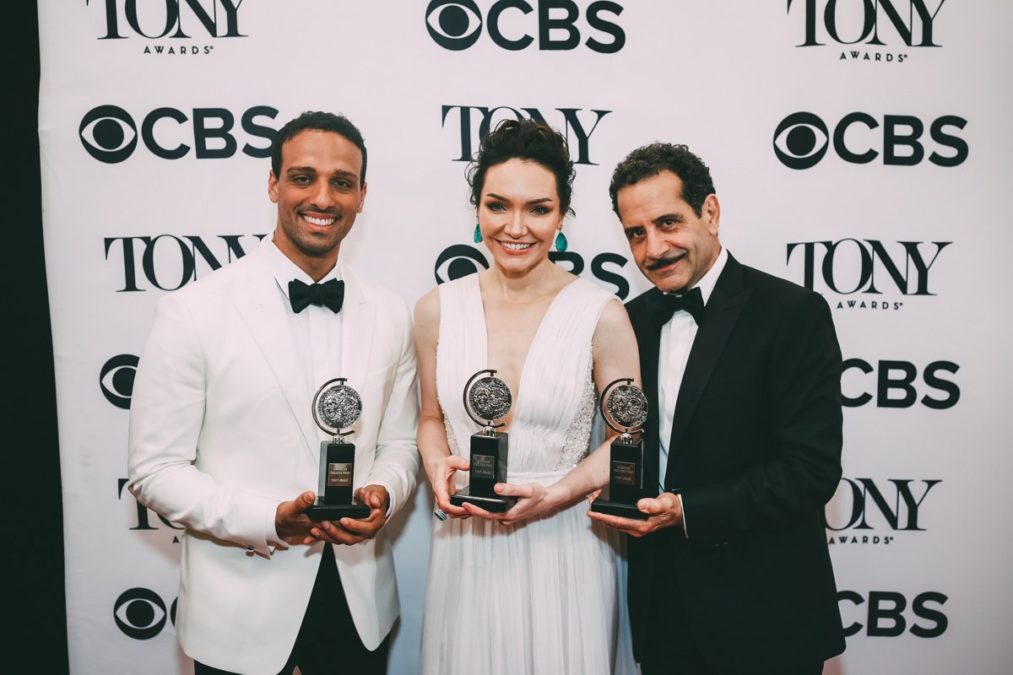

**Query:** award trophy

left=450, top=369, right=517, bottom=513
left=591, top=378, right=650, bottom=519
left=307, top=378, right=370, bottom=520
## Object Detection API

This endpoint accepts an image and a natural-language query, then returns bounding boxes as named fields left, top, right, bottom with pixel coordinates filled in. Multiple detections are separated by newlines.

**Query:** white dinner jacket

left=127, top=241, right=419, bottom=674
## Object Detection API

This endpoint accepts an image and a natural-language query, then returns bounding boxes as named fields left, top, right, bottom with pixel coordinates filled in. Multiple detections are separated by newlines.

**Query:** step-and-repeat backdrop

left=39, top=2, right=1012, bottom=673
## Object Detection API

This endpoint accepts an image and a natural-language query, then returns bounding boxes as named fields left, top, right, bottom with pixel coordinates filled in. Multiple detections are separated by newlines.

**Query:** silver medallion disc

left=312, top=379, right=362, bottom=435
left=465, top=371, right=513, bottom=425
left=602, top=379, right=648, bottom=434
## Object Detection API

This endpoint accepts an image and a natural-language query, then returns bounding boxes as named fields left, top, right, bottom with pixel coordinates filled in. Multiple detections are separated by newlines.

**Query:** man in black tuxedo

left=589, top=143, right=846, bottom=675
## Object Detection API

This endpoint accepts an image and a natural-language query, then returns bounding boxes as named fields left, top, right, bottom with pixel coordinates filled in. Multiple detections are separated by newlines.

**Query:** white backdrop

left=39, top=1, right=1013, bottom=673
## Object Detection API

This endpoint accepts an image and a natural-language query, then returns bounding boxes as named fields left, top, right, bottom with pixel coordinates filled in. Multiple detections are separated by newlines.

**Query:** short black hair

left=468, top=119, right=575, bottom=214
left=609, top=143, right=715, bottom=217
left=271, top=111, right=367, bottom=184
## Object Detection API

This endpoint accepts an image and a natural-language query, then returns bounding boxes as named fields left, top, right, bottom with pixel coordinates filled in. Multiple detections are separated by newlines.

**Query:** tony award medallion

left=307, top=378, right=369, bottom=520
left=450, top=369, right=517, bottom=513
left=591, top=378, right=650, bottom=519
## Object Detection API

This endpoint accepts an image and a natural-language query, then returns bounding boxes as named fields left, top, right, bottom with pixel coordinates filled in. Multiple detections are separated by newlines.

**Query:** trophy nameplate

left=307, top=378, right=369, bottom=520
left=450, top=369, right=517, bottom=514
left=591, top=378, right=650, bottom=520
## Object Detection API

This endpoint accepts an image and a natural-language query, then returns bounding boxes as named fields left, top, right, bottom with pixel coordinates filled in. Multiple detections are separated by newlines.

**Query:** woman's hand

left=428, top=454, right=471, bottom=519
left=460, top=481, right=568, bottom=525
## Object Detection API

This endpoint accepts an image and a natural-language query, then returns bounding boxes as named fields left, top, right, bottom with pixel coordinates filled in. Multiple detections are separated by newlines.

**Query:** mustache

left=646, top=252, right=685, bottom=271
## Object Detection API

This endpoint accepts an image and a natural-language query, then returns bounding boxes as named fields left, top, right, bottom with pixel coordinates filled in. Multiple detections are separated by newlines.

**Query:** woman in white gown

left=415, top=119, right=640, bottom=674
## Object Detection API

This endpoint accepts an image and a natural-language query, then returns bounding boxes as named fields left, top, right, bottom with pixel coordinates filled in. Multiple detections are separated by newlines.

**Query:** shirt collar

left=662, top=246, right=727, bottom=305
left=691, top=246, right=727, bottom=307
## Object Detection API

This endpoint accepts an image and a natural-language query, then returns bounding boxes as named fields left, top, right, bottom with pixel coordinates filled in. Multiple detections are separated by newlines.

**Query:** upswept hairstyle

left=608, top=143, right=715, bottom=217
left=468, top=119, right=576, bottom=214
left=270, top=111, right=368, bottom=184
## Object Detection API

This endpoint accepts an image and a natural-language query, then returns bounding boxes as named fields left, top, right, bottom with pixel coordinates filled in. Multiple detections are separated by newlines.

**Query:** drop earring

left=554, top=229, right=568, bottom=252
left=473, top=223, right=482, bottom=244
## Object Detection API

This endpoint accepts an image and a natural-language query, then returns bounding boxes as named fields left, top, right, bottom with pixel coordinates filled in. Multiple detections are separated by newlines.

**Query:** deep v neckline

left=473, top=273, right=580, bottom=428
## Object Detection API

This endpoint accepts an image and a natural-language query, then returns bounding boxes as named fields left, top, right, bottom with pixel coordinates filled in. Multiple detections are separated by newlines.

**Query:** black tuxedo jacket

left=625, top=253, right=846, bottom=672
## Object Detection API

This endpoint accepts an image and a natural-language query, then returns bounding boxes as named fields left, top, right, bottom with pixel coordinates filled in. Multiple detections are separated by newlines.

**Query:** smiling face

left=477, top=158, right=563, bottom=278
left=617, top=170, right=721, bottom=293
left=268, top=129, right=367, bottom=278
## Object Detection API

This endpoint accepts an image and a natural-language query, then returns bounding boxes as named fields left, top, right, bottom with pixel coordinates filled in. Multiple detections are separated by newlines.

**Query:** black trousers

left=638, top=541, right=823, bottom=675
left=195, top=544, right=389, bottom=675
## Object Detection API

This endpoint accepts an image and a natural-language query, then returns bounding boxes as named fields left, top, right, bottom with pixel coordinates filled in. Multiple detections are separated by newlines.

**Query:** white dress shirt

left=657, top=248, right=728, bottom=533
left=265, top=241, right=397, bottom=519
left=266, top=240, right=343, bottom=395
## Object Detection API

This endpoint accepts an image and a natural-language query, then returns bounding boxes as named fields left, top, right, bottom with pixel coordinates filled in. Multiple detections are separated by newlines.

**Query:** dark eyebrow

left=654, top=213, right=683, bottom=225
left=285, top=167, right=359, bottom=184
left=485, top=193, right=554, bottom=205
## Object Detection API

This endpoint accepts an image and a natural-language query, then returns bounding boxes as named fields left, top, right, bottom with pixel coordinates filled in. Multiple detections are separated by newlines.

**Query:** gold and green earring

left=473, top=223, right=482, bottom=244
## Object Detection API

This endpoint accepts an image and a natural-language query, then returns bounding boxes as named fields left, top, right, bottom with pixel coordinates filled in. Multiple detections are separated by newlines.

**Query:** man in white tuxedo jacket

left=128, top=112, right=419, bottom=675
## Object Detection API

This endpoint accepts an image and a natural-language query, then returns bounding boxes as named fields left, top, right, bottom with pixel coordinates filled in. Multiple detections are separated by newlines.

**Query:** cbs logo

left=79, top=104, right=278, bottom=164
left=773, top=112, right=967, bottom=169
left=838, top=590, right=947, bottom=638
left=100, top=354, right=139, bottom=410
left=435, top=243, right=631, bottom=298
left=113, top=588, right=177, bottom=640
left=426, top=0, right=625, bottom=53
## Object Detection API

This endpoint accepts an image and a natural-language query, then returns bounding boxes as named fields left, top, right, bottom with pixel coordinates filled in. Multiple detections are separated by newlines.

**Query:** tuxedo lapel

left=339, top=267, right=376, bottom=441
left=632, top=290, right=664, bottom=491
left=665, top=255, right=751, bottom=486
left=233, top=244, right=320, bottom=463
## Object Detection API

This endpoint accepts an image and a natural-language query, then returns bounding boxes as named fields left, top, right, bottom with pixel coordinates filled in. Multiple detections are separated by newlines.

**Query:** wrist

left=544, top=482, right=570, bottom=510
left=423, top=455, right=444, bottom=484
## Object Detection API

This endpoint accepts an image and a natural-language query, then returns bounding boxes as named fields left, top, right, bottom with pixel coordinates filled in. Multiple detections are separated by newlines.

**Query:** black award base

left=307, top=501, right=370, bottom=521
left=590, top=437, right=648, bottom=519
left=450, top=486, right=517, bottom=513
left=450, top=431, right=516, bottom=513
left=590, top=495, right=649, bottom=520
left=308, top=439, right=370, bottom=521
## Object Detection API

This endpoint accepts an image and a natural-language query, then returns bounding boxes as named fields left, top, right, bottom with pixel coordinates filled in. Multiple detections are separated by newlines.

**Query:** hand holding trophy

left=450, top=369, right=517, bottom=513
left=307, top=378, right=369, bottom=520
left=591, top=378, right=650, bottom=519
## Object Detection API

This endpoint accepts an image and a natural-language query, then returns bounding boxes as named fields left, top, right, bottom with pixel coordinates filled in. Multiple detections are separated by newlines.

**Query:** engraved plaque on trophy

left=591, top=378, right=650, bottom=520
left=307, top=378, right=370, bottom=520
left=450, top=369, right=517, bottom=514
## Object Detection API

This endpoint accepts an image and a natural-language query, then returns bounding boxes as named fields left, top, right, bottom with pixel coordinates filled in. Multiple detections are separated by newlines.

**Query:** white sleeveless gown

left=421, top=274, right=638, bottom=675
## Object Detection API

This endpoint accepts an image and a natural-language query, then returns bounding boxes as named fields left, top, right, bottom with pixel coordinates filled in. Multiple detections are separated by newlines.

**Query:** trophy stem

left=619, top=431, right=633, bottom=444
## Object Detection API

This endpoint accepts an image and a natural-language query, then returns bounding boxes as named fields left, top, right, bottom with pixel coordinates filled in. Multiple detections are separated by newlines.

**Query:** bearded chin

left=292, top=232, right=340, bottom=258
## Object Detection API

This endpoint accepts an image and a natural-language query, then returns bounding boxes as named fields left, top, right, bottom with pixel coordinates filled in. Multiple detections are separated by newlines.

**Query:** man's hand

left=587, top=492, right=684, bottom=537
left=308, top=484, right=391, bottom=546
left=274, top=491, right=319, bottom=545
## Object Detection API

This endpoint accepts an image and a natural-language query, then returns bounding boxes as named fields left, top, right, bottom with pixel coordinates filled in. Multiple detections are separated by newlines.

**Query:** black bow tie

left=647, top=287, right=705, bottom=324
left=288, top=278, right=344, bottom=313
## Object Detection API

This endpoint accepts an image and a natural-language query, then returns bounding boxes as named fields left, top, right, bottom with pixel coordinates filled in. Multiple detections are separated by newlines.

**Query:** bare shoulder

left=414, top=286, right=441, bottom=335
left=595, top=297, right=634, bottom=334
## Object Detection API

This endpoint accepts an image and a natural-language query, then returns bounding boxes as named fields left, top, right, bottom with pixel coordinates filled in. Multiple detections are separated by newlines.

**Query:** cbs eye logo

left=79, top=104, right=278, bottom=164
left=435, top=244, right=490, bottom=283
left=435, top=242, right=632, bottom=298
left=100, top=354, right=139, bottom=409
left=774, top=111, right=968, bottom=169
left=113, top=588, right=177, bottom=640
left=426, top=0, right=483, bottom=50
left=773, top=112, right=829, bottom=170
left=425, top=0, right=625, bottom=53
left=80, top=105, right=138, bottom=164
